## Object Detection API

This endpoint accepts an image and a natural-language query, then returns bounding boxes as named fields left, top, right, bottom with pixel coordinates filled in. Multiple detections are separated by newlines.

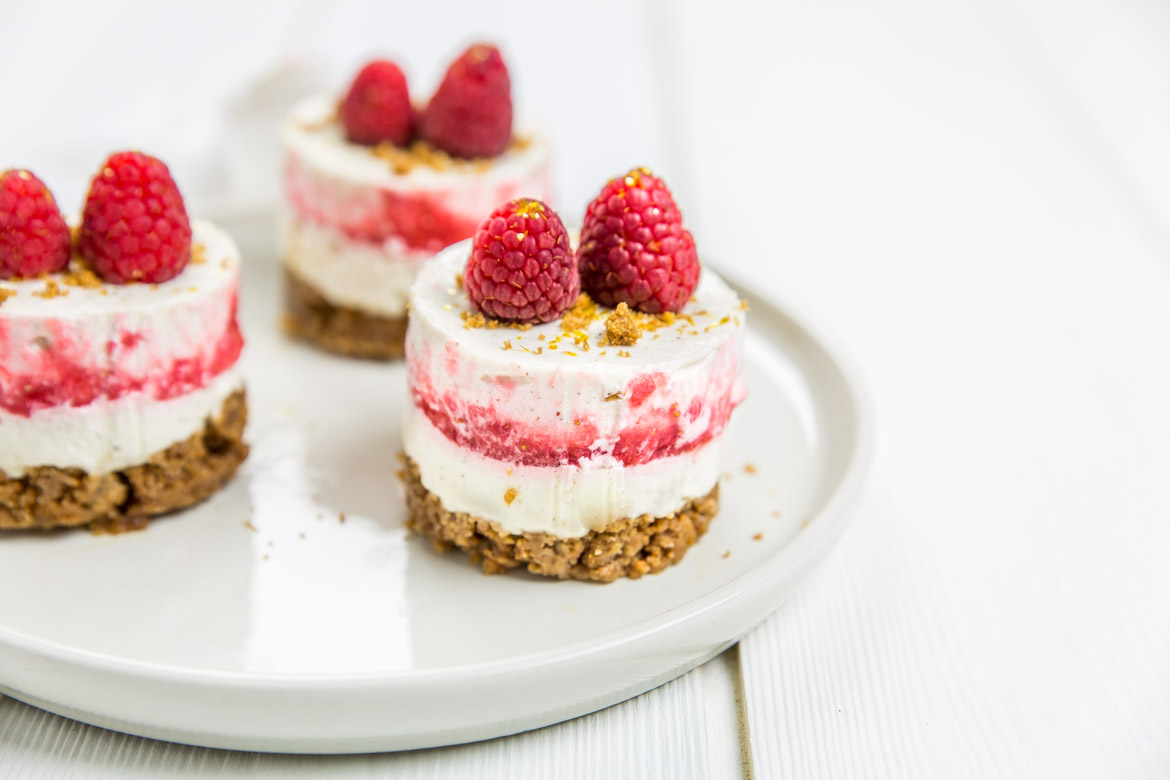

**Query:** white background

left=3, top=0, right=1170, bottom=776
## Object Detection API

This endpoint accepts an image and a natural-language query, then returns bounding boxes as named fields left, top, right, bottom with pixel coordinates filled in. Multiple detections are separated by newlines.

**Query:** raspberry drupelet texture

left=465, top=198, right=577, bottom=324
left=340, top=59, right=413, bottom=146
left=419, top=44, right=512, bottom=159
left=578, top=168, right=700, bottom=314
left=0, top=170, right=71, bottom=279
left=80, top=151, right=192, bottom=284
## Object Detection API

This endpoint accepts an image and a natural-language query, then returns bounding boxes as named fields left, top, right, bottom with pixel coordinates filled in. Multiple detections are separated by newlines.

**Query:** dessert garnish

left=578, top=167, right=699, bottom=313
left=340, top=59, right=413, bottom=146
left=603, top=302, right=642, bottom=346
left=420, top=44, right=513, bottom=158
left=464, top=198, right=577, bottom=324
left=80, top=151, right=192, bottom=284
left=0, top=170, right=71, bottom=279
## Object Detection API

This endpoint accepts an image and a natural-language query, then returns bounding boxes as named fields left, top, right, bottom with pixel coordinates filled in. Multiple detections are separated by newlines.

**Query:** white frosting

left=405, top=240, right=746, bottom=466
left=278, top=210, right=426, bottom=317
left=282, top=94, right=552, bottom=192
left=0, top=366, right=243, bottom=476
left=0, top=219, right=240, bottom=379
left=404, top=401, right=723, bottom=537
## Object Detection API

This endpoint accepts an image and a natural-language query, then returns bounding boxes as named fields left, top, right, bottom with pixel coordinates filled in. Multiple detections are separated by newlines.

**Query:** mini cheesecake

left=402, top=240, right=746, bottom=581
left=279, top=95, right=552, bottom=359
left=0, top=220, right=246, bottom=531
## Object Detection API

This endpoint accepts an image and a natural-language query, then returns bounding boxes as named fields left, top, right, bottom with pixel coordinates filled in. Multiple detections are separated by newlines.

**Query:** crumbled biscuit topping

left=447, top=280, right=739, bottom=358
left=33, top=279, right=67, bottom=299
left=604, top=303, right=642, bottom=346
left=461, top=309, right=532, bottom=330
left=61, top=257, right=103, bottom=289
left=561, top=293, right=599, bottom=333
left=372, top=135, right=531, bottom=175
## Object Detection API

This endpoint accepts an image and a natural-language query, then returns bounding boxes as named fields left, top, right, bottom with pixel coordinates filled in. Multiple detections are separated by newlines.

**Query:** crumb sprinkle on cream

left=33, top=279, right=66, bottom=299
left=370, top=134, right=531, bottom=175
left=604, top=302, right=642, bottom=346
left=61, top=260, right=103, bottom=289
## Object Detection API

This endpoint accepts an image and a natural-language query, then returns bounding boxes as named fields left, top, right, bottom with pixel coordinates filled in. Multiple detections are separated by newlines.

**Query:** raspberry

left=419, top=44, right=512, bottom=158
left=578, top=168, right=700, bottom=314
left=80, top=151, right=192, bottom=284
left=0, top=170, right=71, bottom=279
left=340, top=60, right=413, bottom=146
left=465, top=199, right=577, bottom=324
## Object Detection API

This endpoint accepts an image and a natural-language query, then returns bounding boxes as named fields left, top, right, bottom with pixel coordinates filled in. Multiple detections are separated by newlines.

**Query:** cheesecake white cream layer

left=0, top=365, right=243, bottom=477
left=404, top=400, right=724, bottom=537
left=278, top=210, right=424, bottom=318
left=0, top=219, right=240, bottom=378
left=405, top=241, right=746, bottom=466
left=280, top=95, right=552, bottom=317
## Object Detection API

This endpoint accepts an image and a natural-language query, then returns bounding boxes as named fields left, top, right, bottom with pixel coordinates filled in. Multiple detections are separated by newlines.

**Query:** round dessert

left=279, top=48, right=553, bottom=360
left=0, top=158, right=247, bottom=532
left=402, top=241, right=746, bottom=582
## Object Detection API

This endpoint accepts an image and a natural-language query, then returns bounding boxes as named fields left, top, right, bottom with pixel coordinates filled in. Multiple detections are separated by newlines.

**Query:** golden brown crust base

left=283, top=268, right=407, bottom=360
left=402, top=456, right=718, bottom=582
left=0, top=390, right=249, bottom=532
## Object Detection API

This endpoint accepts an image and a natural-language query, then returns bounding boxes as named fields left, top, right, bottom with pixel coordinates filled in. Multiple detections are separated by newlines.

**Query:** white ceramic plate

left=0, top=216, right=872, bottom=753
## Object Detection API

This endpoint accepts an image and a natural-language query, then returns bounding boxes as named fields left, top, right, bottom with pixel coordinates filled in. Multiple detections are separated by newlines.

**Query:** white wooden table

left=3, top=0, right=1170, bottom=776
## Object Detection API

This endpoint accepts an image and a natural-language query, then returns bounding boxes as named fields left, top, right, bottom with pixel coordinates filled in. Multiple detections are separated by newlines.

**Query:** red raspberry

left=465, top=199, right=577, bottom=324
left=0, top=170, right=71, bottom=279
left=340, top=60, right=413, bottom=146
left=80, top=152, right=192, bottom=284
left=420, top=44, right=512, bottom=158
left=578, top=169, right=700, bottom=314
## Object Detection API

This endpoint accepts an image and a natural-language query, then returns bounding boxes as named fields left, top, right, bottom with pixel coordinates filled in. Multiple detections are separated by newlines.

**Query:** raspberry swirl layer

left=0, top=220, right=244, bottom=476
left=404, top=241, right=746, bottom=537
left=280, top=95, right=552, bottom=317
